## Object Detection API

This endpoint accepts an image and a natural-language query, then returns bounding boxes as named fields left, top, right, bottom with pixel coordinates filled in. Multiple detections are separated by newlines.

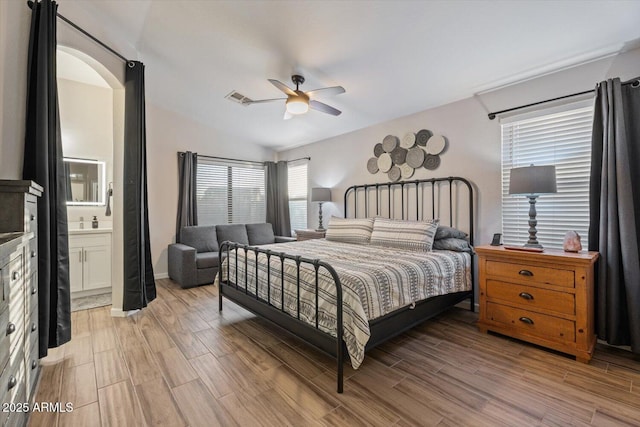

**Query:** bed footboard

left=218, top=241, right=345, bottom=393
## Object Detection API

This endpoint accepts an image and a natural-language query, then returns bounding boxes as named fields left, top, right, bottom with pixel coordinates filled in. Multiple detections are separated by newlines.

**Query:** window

left=501, top=102, right=593, bottom=249
left=196, top=158, right=266, bottom=225
left=288, top=161, right=308, bottom=233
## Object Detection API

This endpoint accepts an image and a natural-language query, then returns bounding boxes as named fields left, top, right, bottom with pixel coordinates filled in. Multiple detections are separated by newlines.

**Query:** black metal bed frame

left=218, top=176, right=475, bottom=393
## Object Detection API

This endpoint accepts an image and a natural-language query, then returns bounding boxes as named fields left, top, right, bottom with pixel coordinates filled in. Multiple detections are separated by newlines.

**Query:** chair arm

left=275, top=236, right=296, bottom=243
left=168, top=243, right=197, bottom=288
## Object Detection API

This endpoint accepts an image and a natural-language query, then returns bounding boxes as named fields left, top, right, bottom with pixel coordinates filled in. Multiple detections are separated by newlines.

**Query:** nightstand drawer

left=486, top=279, right=575, bottom=316
left=486, top=260, right=575, bottom=288
left=486, top=302, right=575, bottom=343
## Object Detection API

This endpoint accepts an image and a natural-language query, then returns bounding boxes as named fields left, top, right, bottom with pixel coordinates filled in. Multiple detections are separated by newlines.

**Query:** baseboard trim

left=154, top=272, right=169, bottom=280
left=110, top=308, right=140, bottom=317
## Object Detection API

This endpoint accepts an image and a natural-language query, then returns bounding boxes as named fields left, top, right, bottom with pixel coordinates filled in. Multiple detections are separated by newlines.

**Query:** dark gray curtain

left=589, top=77, right=640, bottom=355
left=123, top=61, right=156, bottom=311
left=176, top=151, right=198, bottom=242
left=22, top=0, right=71, bottom=358
left=265, top=161, right=291, bottom=237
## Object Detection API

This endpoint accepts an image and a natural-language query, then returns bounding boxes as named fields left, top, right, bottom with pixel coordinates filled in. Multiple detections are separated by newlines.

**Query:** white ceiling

left=60, top=0, right=640, bottom=151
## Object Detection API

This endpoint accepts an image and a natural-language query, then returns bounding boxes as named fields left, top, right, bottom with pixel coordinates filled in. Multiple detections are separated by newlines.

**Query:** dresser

left=0, top=181, right=42, bottom=427
left=476, top=245, right=599, bottom=362
left=295, top=229, right=326, bottom=241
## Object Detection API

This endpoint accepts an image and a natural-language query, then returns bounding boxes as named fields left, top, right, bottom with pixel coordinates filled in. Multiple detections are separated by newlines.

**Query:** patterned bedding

left=218, top=239, right=471, bottom=369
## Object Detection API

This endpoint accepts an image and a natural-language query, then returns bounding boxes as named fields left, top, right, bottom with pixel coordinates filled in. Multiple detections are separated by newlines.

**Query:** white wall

left=277, top=47, right=640, bottom=251
left=58, top=78, right=114, bottom=226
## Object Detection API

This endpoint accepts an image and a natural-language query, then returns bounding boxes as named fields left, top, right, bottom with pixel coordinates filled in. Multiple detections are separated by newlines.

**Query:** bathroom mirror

left=64, top=158, right=106, bottom=205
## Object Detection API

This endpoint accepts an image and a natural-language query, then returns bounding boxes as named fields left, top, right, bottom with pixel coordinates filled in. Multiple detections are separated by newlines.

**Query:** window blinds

left=288, top=161, right=308, bottom=233
left=196, top=158, right=266, bottom=226
left=501, top=103, right=593, bottom=249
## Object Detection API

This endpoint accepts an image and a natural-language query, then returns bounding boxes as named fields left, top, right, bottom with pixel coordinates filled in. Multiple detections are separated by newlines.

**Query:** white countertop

left=69, top=228, right=113, bottom=235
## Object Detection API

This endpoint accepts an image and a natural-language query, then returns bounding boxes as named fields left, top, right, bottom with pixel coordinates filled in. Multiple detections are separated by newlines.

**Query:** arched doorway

left=57, top=46, right=126, bottom=314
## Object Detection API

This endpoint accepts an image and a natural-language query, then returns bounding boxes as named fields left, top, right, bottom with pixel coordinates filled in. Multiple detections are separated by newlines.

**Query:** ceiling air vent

left=225, top=91, right=251, bottom=106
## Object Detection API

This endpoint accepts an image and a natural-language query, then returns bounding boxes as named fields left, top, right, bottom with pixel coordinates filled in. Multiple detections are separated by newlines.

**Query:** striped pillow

left=370, top=218, right=439, bottom=252
left=325, top=217, right=375, bottom=244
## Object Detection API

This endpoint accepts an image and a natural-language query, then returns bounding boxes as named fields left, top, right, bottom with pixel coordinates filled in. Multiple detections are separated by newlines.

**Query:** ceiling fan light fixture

left=286, top=95, right=309, bottom=115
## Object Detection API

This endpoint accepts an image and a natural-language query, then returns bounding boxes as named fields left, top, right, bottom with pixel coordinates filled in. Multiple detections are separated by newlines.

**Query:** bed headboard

left=343, top=177, right=475, bottom=245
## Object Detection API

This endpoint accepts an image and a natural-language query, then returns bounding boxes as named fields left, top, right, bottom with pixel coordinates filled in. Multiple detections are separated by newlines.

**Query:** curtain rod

left=178, top=152, right=311, bottom=165
left=27, top=0, right=128, bottom=63
left=487, top=76, right=640, bottom=120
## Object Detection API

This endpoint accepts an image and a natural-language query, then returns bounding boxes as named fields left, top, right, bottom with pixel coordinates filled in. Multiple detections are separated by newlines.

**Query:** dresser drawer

left=486, top=302, right=575, bottom=343
left=486, top=279, right=575, bottom=316
left=27, top=274, right=38, bottom=313
left=0, top=308, right=9, bottom=372
left=24, top=308, right=38, bottom=357
left=25, top=200, right=37, bottom=234
left=0, top=347, right=25, bottom=413
left=486, top=260, right=575, bottom=288
left=26, top=342, right=39, bottom=398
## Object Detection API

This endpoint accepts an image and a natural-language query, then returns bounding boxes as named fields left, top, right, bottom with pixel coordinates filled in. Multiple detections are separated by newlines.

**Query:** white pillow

left=370, top=218, right=439, bottom=251
left=325, top=217, right=375, bottom=244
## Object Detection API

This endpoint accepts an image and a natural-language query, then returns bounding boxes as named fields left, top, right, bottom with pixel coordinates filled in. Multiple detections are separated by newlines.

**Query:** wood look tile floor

left=29, top=278, right=640, bottom=427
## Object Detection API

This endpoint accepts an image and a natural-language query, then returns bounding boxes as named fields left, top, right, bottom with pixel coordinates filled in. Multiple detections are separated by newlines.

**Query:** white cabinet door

left=69, top=246, right=84, bottom=293
left=83, top=245, right=112, bottom=290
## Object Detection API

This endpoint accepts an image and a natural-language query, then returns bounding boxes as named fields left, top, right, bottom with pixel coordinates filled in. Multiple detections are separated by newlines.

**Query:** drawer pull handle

left=30, top=214, right=35, bottom=221
left=518, top=269, right=533, bottom=277
left=8, top=375, right=17, bottom=390
left=519, top=292, right=534, bottom=300
left=31, top=322, right=37, bottom=332
left=31, top=251, right=36, bottom=258
left=31, top=360, right=38, bottom=370
left=31, top=287, right=37, bottom=295
left=11, top=271, right=19, bottom=281
left=519, top=316, right=534, bottom=325
left=6, top=323, right=16, bottom=335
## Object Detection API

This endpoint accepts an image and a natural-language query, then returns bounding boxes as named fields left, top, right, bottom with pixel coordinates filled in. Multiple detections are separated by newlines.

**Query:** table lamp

left=311, top=187, right=331, bottom=231
left=508, top=165, right=557, bottom=248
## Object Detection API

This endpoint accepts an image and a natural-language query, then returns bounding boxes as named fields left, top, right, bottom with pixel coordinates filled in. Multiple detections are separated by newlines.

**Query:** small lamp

left=508, top=165, right=557, bottom=248
left=311, top=187, right=331, bottom=231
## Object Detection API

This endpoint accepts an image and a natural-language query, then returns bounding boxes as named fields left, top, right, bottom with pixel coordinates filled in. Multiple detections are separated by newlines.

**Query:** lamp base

left=524, top=195, right=544, bottom=249
left=524, top=242, right=543, bottom=249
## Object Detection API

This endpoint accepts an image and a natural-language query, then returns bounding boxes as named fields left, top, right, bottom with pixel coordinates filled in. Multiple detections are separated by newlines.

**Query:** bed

left=217, top=177, right=475, bottom=393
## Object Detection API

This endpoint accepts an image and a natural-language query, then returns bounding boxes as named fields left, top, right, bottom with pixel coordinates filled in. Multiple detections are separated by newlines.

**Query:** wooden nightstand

left=476, top=245, right=599, bottom=362
left=295, top=229, right=326, bottom=241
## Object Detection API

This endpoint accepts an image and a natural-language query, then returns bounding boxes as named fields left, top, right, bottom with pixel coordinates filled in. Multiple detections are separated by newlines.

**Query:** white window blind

left=501, top=103, right=593, bottom=249
left=196, top=158, right=266, bottom=226
left=288, top=161, right=308, bottom=234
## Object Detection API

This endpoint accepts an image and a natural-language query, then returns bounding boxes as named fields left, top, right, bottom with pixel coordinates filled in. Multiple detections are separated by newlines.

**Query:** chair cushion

left=325, top=217, right=374, bottom=244
left=370, top=218, right=439, bottom=252
left=196, top=252, right=219, bottom=269
left=246, top=223, right=276, bottom=245
left=216, top=224, right=249, bottom=245
left=181, top=226, right=218, bottom=253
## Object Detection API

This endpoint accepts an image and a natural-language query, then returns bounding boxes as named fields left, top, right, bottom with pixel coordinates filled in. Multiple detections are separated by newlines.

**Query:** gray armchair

left=168, top=223, right=295, bottom=288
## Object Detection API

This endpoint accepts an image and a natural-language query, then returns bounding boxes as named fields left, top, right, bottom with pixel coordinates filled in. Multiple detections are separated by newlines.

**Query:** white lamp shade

left=509, top=165, right=557, bottom=195
left=311, top=187, right=331, bottom=202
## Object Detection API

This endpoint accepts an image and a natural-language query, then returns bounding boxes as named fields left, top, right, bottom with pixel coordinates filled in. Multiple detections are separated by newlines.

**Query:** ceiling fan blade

left=283, top=110, right=293, bottom=120
left=306, top=86, right=345, bottom=98
left=268, top=79, right=297, bottom=96
left=309, top=100, right=341, bottom=116
left=244, top=98, right=286, bottom=105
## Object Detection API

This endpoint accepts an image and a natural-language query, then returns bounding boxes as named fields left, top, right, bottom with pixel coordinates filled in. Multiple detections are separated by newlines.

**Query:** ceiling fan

left=244, top=75, right=345, bottom=120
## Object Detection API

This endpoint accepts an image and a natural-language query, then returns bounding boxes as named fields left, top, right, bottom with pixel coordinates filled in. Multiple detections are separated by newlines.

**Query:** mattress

left=219, top=239, right=471, bottom=368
